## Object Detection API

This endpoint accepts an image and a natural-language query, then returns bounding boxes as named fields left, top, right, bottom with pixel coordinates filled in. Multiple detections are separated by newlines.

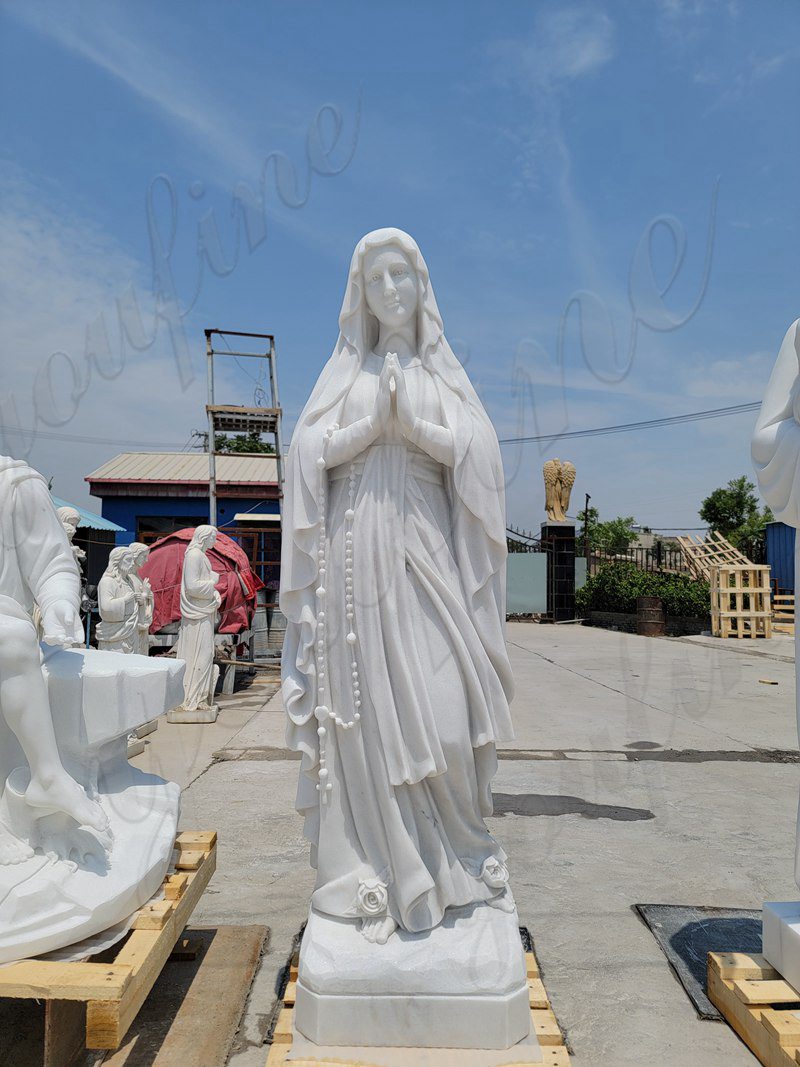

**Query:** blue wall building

left=86, top=452, right=281, bottom=588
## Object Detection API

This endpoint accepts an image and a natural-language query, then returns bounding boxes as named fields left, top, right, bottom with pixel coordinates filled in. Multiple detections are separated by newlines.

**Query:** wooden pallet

left=678, top=531, right=751, bottom=581
left=266, top=946, right=571, bottom=1066
left=773, top=594, right=796, bottom=636
left=0, top=830, right=216, bottom=1062
left=707, top=949, right=800, bottom=1065
left=710, top=564, right=773, bottom=639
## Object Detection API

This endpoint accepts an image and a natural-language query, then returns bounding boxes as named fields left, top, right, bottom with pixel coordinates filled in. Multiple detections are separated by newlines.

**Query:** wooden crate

left=710, top=564, right=773, bottom=639
left=773, top=594, right=795, bottom=636
left=266, top=947, right=571, bottom=1066
left=708, top=949, right=800, bottom=1065
left=0, top=830, right=216, bottom=1064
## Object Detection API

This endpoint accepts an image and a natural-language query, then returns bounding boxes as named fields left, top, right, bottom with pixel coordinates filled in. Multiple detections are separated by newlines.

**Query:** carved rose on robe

left=481, top=857, right=509, bottom=889
left=357, top=877, right=388, bottom=916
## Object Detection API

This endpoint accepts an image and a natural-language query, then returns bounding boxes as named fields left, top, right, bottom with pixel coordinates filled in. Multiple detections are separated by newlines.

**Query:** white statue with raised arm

left=281, top=230, right=536, bottom=1057
left=752, top=318, right=800, bottom=990
left=0, top=456, right=108, bottom=863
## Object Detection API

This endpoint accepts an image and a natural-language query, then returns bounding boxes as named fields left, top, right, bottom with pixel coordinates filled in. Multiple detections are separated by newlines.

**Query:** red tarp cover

left=140, top=529, right=263, bottom=635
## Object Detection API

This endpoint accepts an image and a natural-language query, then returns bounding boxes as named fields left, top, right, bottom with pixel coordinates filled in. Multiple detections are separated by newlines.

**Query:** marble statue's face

left=62, top=519, right=77, bottom=540
left=120, top=550, right=136, bottom=574
left=363, top=245, right=418, bottom=331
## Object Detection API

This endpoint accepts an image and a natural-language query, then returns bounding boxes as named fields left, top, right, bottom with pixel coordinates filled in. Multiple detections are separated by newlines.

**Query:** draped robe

left=752, top=319, right=800, bottom=887
left=281, top=229, right=516, bottom=934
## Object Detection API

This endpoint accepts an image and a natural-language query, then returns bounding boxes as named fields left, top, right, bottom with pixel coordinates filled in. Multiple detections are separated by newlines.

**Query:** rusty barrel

left=636, top=596, right=665, bottom=636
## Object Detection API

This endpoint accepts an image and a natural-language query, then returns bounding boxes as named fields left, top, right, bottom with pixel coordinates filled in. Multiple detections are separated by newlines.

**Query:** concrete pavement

left=133, top=624, right=800, bottom=1066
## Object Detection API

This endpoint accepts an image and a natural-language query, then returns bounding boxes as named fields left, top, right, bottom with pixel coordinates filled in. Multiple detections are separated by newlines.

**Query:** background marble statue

left=170, top=526, right=221, bottom=722
left=282, top=230, right=532, bottom=1052
left=56, top=505, right=86, bottom=567
left=129, top=542, right=154, bottom=656
left=96, top=546, right=139, bottom=653
left=0, top=456, right=105, bottom=864
left=543, top=458, right=576, bottom=523
left=0, top=455, right=183, bottom=962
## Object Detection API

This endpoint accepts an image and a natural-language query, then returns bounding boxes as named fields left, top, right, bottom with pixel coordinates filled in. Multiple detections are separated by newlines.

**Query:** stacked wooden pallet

left=677, top=531, right=750, bottom=581
left=773, top=593, right=796, bottom=636
left=709, top=564, right=772, bottom=639
left=708, top=949, right=800, bottom=1065
left=0, top=830, right=216, bottom=1065
left=266, top=944, right=571, bottom=1066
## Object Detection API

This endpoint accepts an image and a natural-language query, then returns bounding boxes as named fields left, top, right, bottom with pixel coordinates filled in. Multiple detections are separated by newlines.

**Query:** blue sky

left=1, top=0, right=797, bottom=531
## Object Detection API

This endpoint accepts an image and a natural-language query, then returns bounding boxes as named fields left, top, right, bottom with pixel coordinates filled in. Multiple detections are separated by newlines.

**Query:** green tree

left=699, top=476, right=773, bottom=547
left=214, top=432, right=275, bottom=454
left=577, top=505, right=599, bottom=551
left=592, top=515, right=638, bottom=554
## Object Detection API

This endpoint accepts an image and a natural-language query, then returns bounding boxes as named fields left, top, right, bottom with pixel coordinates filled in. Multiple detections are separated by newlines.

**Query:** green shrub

left=576, top=562, right=709, bottom=618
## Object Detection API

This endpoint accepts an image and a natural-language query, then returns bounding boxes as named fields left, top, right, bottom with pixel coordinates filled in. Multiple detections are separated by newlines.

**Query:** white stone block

left=296, top=903, right=533, bottom=1050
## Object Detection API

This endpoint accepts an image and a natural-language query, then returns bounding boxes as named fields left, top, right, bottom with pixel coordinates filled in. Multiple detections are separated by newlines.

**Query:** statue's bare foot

left=25, top=774, right=110, bottom=835
left=359, top=916, right=397, bottom=945
left=39, top=818, right=111, bottom=869
left=0, top=822, right=34, bottom=865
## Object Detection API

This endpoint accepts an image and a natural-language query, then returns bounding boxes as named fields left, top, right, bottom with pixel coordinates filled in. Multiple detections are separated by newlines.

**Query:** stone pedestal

left=541, top=521, right=576, bottom=622
left=763, top=901, right=800, bottom=989
left=167, top=703, right=219, bottom=724
left=295, top=903, right=535, bottom=1054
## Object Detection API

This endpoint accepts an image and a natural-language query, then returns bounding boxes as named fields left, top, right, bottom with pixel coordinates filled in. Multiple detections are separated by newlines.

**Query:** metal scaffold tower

left=204, top=328, right=284, bottom=525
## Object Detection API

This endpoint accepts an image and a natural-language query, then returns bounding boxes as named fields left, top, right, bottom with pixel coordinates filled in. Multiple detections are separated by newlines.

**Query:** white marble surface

left=282, top=230, right=527, bottom=1049
left=762, top=901, right=800, bottom=990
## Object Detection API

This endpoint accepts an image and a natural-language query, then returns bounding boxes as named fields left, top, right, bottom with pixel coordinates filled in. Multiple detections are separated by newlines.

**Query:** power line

left=0, top=426, right=185, bottom=448
left=498, top=401, right=761, bottom=445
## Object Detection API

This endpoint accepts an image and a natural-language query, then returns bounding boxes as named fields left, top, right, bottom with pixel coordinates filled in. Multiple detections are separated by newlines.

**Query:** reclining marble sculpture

left=0, top=455, right=183, bottom=964
left=168, top=525, right=221, bottom=724
left=753, top=317, right=800, bottom=989
left=96, top=545, right=139, bottom=653
left=281, top=229, right=536, bottom=1056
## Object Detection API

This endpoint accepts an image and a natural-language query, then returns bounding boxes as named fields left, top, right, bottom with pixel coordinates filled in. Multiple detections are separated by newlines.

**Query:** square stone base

left=763, top=901, right=800, bottom=989
left=167, top=703, right=219, bottom=724
left=295, top=903, right=534, bottom=1051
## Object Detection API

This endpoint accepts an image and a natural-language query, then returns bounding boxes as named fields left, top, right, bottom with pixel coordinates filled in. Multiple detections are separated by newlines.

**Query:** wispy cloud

left=0, top=163, right=206, bottom=500
left=6, top=2, right=303, bottom=183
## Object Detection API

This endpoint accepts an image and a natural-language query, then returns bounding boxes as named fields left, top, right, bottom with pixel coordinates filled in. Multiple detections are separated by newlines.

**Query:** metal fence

left=587, top=544, right=690, bottom=576
left=506, top=525, right=544, bottom=553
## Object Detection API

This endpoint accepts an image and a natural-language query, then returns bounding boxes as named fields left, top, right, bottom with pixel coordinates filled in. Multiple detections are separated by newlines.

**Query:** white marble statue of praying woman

left=281, top=228, right=516, bottom=946
left=174, top=526, right=221, bottom=714
left=753, top=318, right=800, bottom=882
left=129, top=542, right=154, bottom=656
left=96, top=546, right=139, bottom=654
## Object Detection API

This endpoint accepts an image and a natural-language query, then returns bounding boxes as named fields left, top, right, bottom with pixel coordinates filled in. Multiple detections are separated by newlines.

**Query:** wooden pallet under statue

left=709, top=563, right=772, bottom=639
left=708, top=949, right=800, bottom=1066
left=0, top=830, right=216, bottom=1066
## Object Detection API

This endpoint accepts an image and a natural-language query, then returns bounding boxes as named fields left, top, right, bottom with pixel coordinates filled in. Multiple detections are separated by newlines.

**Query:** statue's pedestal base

left=763, top=901, right=800, bottom=989
left=295, top=903, right=536, bottom=1054
left=167, top=703, right=219, bottom=724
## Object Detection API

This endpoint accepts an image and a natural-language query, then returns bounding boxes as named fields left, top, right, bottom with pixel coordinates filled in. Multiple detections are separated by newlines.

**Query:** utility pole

left=583, top=492, right=591, bottom=558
